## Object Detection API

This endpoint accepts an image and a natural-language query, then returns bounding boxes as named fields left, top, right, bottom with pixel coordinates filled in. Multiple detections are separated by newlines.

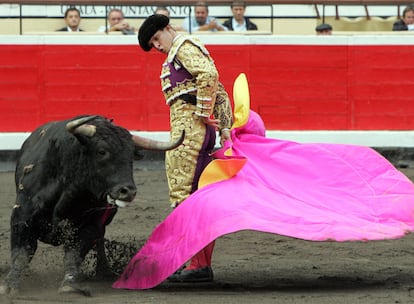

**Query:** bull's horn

left=132, top=130, right=185, bottom=151
left=66, top=116, right=97, bottom=137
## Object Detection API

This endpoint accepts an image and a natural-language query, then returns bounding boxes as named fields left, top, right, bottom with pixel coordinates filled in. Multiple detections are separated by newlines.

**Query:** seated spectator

left=98, top=8, right=136, bottom=35
left=223, top=1, right=258, bottom=31
left=56, top=7, right=83, bottom=32
left=154, top=6, right=186, bottom=31
left=393, top=5, right=414, bottom=31
left=154, top=6, right=170, bottom=17
left=315, top=23, right=332, bottom=35
left=182, top=1, right=227, bottom=32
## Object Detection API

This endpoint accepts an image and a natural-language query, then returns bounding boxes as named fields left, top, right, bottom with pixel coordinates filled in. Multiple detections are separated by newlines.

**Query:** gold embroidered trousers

left=166, top=100, right=216, bottom=207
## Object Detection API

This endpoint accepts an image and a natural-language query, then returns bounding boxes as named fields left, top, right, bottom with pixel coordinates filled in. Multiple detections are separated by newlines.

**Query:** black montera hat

left=315, top=23, right=332, bottom=32
left=138, top=14, right=170, bottom=52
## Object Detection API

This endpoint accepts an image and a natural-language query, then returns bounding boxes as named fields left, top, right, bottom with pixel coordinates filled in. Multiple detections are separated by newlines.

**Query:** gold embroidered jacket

left=161, top=35, right=232, bottom=131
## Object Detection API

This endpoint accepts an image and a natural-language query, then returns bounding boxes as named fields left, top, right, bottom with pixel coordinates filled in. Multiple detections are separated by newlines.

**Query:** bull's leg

left=1, top=206, right=38, bottom=295
left=95, top=237, right=118, bottom=278
left=79, top=206, right=117, bottom=278
left=60, top=246, right=81, bottom=289
left=95, top=206, right=117, bottom=277
left=78, top=229, right=114, bottom=278
left=58, top=221, right=91, bottom=296
left=59, top=247, right=91, bottom=296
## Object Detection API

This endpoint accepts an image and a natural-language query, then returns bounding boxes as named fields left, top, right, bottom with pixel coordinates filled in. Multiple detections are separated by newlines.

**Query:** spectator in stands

left=155, top=6, right=186, bottom=31
left=315, top=23, right=332, bottom=35
left=57, top=7, right=83, bottom=32
left=98, top=8, right=136, bottom=35
left=223, top=1, right=258, bottom=31
left=392, top=4, right=414, bottom=31
left=154, top=6, right=170, bottom=17
left=182, top=2, right=227, bottom=32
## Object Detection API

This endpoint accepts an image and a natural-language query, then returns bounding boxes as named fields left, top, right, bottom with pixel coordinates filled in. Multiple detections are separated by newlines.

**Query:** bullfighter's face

left=148, top=26, right=175, bottom=54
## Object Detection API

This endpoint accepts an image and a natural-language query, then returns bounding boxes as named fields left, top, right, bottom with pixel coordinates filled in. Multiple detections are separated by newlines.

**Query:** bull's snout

left=115, top=185, right=137, bottom=202
left=107, top=184, right=137, bottom=208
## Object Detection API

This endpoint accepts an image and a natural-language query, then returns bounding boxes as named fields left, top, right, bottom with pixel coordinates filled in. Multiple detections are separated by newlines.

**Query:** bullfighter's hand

left=201, top=116, right=220, bottom=129
left=220, top=128, right=231, bottom=146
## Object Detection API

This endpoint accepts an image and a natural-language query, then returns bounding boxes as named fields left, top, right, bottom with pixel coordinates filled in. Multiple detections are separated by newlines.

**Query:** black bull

left=0, top=115, right=183, bottom=295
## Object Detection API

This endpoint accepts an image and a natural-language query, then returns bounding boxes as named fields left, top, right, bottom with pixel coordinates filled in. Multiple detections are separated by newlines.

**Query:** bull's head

left=66, top=115, right=185, bottom=151
left=65, top=115, right=184, bottom=208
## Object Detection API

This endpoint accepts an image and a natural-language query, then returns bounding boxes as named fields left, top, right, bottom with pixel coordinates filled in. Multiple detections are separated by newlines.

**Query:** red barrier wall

left=1, top=37, right=414, bottom=132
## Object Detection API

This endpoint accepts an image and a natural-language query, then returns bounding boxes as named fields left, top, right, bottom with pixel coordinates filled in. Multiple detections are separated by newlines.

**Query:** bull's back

left=15, top=120, right=73, bottom=189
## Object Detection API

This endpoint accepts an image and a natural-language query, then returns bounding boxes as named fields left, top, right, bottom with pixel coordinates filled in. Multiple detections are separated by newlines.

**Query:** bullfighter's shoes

left=167, top=266, right=214, bottom=283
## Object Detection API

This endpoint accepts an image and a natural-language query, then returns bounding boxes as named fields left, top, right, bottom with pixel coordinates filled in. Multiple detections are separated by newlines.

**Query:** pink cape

left=113, top=111, right=414, bottom=290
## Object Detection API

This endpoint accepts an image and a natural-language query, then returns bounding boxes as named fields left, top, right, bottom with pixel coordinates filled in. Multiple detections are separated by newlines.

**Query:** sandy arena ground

left=1, top=160, right=414, bottom=304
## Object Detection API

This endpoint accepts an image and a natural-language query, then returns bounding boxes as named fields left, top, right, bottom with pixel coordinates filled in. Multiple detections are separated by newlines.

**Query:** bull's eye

left=98, top=149, right=108, bottom=157
left=96, top=145, right=111, bottom=161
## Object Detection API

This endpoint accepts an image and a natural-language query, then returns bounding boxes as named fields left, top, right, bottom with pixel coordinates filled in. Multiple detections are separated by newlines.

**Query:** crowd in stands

left=56, top=1, right=258, bottom=34
left=55, top=2, right=414, bottom=35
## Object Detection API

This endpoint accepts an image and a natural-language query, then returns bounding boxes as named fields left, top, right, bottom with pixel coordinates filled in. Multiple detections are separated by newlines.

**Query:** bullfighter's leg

left=1, top=205, right=38, bottom=294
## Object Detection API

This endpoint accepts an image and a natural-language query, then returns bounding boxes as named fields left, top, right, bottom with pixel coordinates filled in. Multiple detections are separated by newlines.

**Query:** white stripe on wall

left=1, top=34, right=414, bottom=46
left=2, top=131, right=414, bottom=150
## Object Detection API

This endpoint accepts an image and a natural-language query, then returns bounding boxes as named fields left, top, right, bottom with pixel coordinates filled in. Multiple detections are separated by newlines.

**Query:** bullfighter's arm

left=214, top=82, right=233, bottom=133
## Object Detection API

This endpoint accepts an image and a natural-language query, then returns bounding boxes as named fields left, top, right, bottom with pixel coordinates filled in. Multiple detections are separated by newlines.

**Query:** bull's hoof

left=0, top=284, right=9, bottom=295
left=58, top=283, right=91, bottom=297
left=95, top=265, right=118, bottom=279
left=0, top=284, right=18, bottom=296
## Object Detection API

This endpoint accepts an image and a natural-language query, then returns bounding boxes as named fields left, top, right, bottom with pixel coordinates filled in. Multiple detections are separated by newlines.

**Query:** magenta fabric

left=113, top=111, right=414, bottom=290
